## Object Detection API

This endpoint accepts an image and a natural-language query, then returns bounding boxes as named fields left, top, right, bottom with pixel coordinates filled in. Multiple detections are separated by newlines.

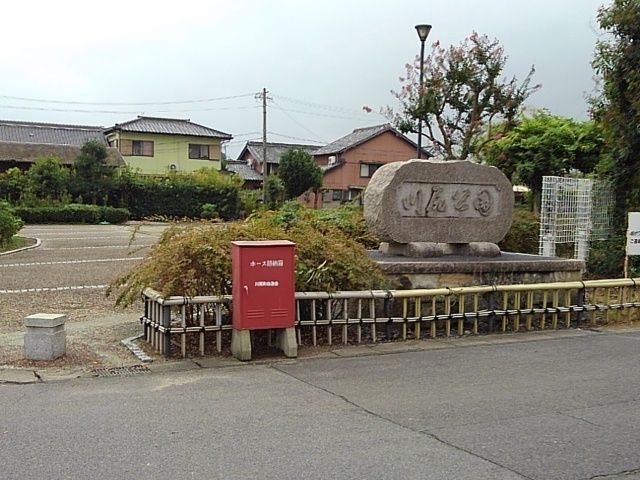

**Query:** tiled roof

left=0, top=120, right=107, bottom=146
left=106, top=116, right=232, bottom=139
left=0, top=141, right=125, bottom=167
left=313, top=124, right=392, bottom=155
left=225, top=160, right=262, bottom=182
left=238, top=141, right=321, bottom=165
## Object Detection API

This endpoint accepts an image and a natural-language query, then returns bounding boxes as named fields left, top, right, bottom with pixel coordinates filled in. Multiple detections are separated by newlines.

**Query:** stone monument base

left=380, top=242, right=500, bottom=258
left=370, top=251, right=585, bottom=289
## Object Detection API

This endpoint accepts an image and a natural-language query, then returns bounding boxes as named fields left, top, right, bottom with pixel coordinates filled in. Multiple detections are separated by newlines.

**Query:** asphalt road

left=2, top=329, right=639, bottom=480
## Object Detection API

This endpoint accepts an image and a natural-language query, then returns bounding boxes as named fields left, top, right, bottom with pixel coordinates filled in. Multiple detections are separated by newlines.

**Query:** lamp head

left=415, top=24, right=432, bottom=42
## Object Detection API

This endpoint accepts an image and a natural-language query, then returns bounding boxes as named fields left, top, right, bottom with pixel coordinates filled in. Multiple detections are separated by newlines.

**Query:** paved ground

left=1, top=328, right=639, bottom=479
left=0, top=223, right=166, bottom=368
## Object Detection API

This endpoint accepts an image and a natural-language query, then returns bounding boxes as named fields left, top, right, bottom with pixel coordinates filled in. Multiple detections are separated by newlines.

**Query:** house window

left=120, top=140, right=153, bottom=157
left=360, top=163, right=381, bottom=178
left=133, top=140, right=153, bottom=156
left=189, top=144, right=211, bottom=160
left=332, top=189, right=343, bottom=201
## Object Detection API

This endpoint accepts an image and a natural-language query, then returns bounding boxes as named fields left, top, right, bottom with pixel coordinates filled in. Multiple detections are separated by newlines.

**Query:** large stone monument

left=364, top=159, right=513, bottom=257
left=364, top=159, right=584, bottom=289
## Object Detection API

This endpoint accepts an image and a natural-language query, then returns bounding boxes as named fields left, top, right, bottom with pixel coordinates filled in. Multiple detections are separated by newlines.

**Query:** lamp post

left=415, top=24, right=432, bottom=159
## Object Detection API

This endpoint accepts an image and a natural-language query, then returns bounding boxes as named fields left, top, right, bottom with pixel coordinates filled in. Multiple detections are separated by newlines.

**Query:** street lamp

left=415, top=24, right=432, bottom=159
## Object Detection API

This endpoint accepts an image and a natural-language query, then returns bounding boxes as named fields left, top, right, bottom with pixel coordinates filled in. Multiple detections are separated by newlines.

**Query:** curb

left=121, top=335, right=153, bottom=363
left=0, top=237, right=41, bottom=257
left=2, top=326, right=638, bottom=385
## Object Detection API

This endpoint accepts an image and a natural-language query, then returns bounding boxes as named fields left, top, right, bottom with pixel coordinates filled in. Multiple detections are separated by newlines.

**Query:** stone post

left=24, top=313, right=67, bottom=360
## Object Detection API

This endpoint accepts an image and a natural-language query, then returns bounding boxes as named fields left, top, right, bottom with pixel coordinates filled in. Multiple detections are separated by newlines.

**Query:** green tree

left=0, top=202, right=23, bottom=247
left=483, top=111, right=605, bottom=210
left=387, top=32, right=540, bottom=159
left=264, top=175, right=285, bottom=210
left=0, top=167, right=28, bottom=204
left=591, top=0, right=640, bottom=222
left=27, top=157, right=70, bottom=201
left=278, top=149, right=323, bottom=199
left=74, top=140, right=114, bottom=204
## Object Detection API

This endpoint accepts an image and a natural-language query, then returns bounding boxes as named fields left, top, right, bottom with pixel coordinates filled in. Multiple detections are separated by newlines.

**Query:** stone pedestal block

left=24, top=313, right=67, bottom=361
left=231, top=327, right=298, bottom=361
left=380, top=241, right=501, bottom=258
left=231, top=329, right=252, bottom=361
left=276, top=327, right=298, bottom=358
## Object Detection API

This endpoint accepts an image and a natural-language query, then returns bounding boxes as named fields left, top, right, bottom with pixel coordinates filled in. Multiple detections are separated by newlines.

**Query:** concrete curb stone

left=0, top=237, right=41, bottom=257
left=1, top=324, right=638, bottom=385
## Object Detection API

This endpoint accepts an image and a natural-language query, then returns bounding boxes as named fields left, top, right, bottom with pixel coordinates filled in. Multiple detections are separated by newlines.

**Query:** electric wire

left=0, top=104, right=260, bottom=114
left=270, top=99, right=327, bottom=143
left=0, top=93, right=256, bottom=106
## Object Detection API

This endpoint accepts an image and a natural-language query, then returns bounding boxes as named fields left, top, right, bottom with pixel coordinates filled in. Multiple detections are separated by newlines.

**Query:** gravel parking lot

left=0, top=223, right=167, bottom=368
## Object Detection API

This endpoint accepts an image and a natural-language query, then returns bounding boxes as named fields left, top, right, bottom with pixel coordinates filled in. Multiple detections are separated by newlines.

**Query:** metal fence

left=141, top=278, right=640, bottom=358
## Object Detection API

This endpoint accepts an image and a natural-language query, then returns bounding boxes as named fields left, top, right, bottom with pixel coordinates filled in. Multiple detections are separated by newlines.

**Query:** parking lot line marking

left=41, top=236, right=141, bottom=240
left=0, top=257, right=145, bottom=268
left=0, top=285, right=108, bottom=294
left=23, top=230, right=125, bottom=235
left=41, top=244, right=155, bottom=250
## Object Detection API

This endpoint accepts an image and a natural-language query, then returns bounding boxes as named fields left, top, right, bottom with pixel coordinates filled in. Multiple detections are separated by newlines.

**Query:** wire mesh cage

left=539, top=176, right=614, bottom=260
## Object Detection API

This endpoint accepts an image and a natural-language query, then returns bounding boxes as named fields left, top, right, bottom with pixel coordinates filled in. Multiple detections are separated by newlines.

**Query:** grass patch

left=0, top=236, right=36, bottom=253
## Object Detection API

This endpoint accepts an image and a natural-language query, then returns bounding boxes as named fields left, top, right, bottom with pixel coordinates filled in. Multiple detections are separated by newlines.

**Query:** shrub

left=100, top=206, right=131, bottom=224
left=14, top=204, right=129, bottom=224
left=0, top=202, right=23, bottom=247
left=109, top=205, right=389, bottom=306
left=239, top=189, right=260, bottom=217
left=314, top=202, right=380, bottom=249
left=498, top=207, right=540, bottom=254
left=587, top=235, right=626, bottom=277
left=200, top=203, right=219, bottom=220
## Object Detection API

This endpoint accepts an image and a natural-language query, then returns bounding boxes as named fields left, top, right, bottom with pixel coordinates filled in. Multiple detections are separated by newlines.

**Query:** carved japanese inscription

left=398, top=183, right=501, bottom=218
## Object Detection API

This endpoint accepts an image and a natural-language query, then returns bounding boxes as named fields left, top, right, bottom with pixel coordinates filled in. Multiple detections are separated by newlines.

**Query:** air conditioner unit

left=169, top=163, right=178, bottom=171
left=328, top=156, right=337, bottom=165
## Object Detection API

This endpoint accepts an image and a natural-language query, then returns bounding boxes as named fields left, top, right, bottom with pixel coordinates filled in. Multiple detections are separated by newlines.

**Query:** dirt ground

left=0, top=298, right=144, bottom=371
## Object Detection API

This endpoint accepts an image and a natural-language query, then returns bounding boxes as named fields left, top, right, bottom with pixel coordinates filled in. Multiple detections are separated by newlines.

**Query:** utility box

left=231, top=240, right=297, bottom=360
left=232, top=240, right=296, bottom=329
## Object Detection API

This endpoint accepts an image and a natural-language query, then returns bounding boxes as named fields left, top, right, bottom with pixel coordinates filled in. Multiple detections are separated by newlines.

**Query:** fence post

left=162, top=305, right=171, bottom=358
left=576, top=283, right=586, bottom=327
left=384, top=296, right=392, bottom=341
left=488, top=290, right=497, bottom=333
left=142, top=297, right=149, bottom=341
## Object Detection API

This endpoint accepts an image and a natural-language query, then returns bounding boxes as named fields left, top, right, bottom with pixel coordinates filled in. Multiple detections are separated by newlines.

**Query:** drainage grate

left=93, top=365, right=151, bottom=377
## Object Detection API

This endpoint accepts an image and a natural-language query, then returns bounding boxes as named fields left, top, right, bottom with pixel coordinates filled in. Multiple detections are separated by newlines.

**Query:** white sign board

left=627, top=212, right=640, bottom=256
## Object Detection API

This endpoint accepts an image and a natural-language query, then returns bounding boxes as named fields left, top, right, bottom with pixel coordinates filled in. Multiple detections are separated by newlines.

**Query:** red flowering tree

left=387, top=32, right=540, bottom=160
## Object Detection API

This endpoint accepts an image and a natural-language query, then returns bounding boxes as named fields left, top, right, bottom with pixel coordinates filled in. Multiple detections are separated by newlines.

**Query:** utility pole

left=256, top=87, right=270, bottom=203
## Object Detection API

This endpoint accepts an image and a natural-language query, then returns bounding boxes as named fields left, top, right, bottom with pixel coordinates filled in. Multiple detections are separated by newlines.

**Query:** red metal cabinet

left=232, top=240, right=296, bottom=330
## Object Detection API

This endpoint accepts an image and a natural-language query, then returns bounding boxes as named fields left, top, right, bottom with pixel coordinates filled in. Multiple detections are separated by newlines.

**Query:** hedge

left=106, top=177, right=241, bottom=220
left=14, top=204, right=130, bottom=224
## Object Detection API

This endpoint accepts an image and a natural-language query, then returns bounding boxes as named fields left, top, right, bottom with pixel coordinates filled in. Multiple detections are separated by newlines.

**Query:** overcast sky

left=0, top=0, right=606, bottom=157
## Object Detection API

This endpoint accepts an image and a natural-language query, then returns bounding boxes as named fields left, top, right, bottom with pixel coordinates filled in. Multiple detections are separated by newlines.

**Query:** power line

left=0, top=104, right=260, bottom=114
left=267, top=131, right=325, bottom=144
left=272, top=93, right=385, bottom=118
left=270, top=105, right=380, bottom=122
left=0, top=93, right=256, bottom=106
left=271, top=99, right=327, bottom=143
